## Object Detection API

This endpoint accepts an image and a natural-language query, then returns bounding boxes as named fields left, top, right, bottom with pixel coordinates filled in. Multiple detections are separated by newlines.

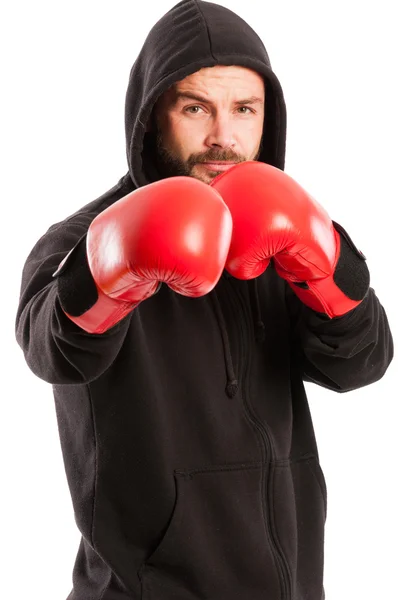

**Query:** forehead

left=175, top=65, right=265, bottom=95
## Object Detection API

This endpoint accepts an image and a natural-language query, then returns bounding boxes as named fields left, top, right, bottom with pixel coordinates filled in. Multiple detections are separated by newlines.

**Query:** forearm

left=288, top=285, right=394, bottom=392
left=17, top=282, right=131, bottom=385
left=15, top=223, right=132, bottom=385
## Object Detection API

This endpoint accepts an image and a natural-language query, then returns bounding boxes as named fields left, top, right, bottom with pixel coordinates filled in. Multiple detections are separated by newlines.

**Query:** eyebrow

left=174, top=91, right=264, bottom=105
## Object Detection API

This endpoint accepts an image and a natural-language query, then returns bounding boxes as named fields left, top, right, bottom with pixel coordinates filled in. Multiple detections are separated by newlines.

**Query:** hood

left=124, top=0, right=287, bottom=187
left=123, top=0, right=288, bottom=399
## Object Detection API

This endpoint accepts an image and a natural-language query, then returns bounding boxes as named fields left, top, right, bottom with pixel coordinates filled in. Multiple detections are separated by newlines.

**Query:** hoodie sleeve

left=15, top=216, right=132, bottom=385
left=286, top=282, right=394, bottom=393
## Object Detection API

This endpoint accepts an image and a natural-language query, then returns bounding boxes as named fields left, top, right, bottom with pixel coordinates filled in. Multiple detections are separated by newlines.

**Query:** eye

left=237, top=106, right=254, bottom=114
left=185, top=105, right=204, bottom=114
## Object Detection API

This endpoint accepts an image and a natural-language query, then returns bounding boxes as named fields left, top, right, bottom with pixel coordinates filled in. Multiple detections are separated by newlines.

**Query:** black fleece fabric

left=15, top=1, right=393, bottom=599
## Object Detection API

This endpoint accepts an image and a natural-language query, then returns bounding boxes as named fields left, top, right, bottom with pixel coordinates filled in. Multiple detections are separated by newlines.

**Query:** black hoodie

left=15, top=1, right=393, bottom=599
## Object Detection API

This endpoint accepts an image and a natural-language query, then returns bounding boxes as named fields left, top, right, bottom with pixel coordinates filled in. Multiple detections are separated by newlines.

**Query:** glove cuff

left=53, top=235, right=161, bottom=333
left=289, top=221, right=370, bottom=318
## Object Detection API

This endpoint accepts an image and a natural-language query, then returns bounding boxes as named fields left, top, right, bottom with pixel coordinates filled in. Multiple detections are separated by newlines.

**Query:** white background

left=2, top=1, right=397, bottom=598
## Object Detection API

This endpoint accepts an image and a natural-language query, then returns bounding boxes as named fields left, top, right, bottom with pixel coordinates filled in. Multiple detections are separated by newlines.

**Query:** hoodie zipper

left=226, top=279, right=291, bottom=600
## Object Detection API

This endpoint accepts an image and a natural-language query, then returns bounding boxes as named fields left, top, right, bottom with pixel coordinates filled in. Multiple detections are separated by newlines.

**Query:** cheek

left=160, top=115, right=177, bottom=146
left=238, top=120, right=263, bottom=153
left=168, top=119, right=201, bottom=158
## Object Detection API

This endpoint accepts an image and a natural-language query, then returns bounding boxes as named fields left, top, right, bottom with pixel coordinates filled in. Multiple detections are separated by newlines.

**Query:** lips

left=200, top=162, right=236, bottom=171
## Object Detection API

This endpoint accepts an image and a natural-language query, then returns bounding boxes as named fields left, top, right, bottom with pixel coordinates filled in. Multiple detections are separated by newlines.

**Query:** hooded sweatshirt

left=15, top=1, right=393, bottom=599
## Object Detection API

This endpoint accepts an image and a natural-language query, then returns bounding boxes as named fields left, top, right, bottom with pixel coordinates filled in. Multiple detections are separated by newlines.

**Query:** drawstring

left=211, top=291, right=239, bottom=399
left=211, top=276, right=265, bottom=399
left=250, top=279, right=266, bottom=343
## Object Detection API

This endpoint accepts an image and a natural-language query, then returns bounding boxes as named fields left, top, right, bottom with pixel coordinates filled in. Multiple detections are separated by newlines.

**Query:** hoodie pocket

left=138, top=463, right=283, bottom=600
left=272, top=454, right=327, bottom=600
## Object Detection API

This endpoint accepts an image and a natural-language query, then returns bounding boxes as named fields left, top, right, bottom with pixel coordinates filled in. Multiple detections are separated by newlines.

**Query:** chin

left=191, top=166, right=220, bottom=185
left=196, top=174, right=217, bottom=185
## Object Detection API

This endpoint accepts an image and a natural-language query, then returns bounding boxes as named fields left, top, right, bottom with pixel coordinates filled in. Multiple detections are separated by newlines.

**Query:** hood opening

left=124, top=0, right=287, bottom=188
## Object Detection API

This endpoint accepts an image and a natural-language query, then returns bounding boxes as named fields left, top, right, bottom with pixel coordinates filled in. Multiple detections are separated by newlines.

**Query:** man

left=15, top=1, right=393, bottom=599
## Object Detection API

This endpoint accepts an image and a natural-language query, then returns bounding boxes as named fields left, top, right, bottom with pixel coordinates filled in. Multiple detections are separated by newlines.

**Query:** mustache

left=188, top=149, right=246, bottom=165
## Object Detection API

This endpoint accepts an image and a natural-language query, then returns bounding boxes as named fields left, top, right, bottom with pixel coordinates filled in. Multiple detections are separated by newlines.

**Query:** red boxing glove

left=211, top=161, right=368, bottom=318
left=55, top=177, right=233, bottom=333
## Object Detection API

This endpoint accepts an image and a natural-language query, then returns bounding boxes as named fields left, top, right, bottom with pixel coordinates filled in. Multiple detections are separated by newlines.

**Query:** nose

left=204, top=114, right=236, bottom=149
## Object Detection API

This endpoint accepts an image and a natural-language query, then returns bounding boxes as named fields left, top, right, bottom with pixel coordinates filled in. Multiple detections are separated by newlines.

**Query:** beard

left=155, top=130, right=263, bottom=183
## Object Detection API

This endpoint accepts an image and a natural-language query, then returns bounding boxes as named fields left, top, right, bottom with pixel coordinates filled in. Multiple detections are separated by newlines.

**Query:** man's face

left=153, top=65, right=265, bottom=184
